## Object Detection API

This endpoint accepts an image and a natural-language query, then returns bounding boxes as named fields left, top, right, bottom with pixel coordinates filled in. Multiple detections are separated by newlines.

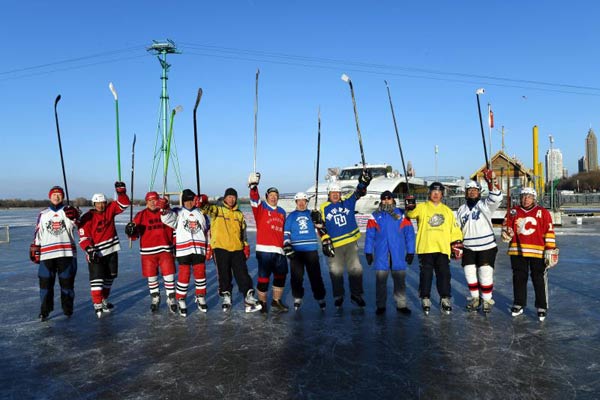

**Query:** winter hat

left=265, top=187, right=279, bottom=197
left=181, top=189, right=196, bottom=202
left=145, top=191, right=159, bottom=201
left=380, top=190, right=394, bottom=200
left=48, top=186, right=64, bottom=199
left=224, top=188, right=238, bottom=198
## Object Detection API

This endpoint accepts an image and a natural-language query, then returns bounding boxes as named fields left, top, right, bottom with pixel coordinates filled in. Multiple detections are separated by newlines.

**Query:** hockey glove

left=194, top=194, right=208, bottom=209
left=156, top=197, right=170, bottom=212
left=283, top=243, right=295, bottom=259
left=321, top=235, right=335, bottom=258
left=85, top=246, right=100, bottom=263
left=544, top=248, right=559, bottom=268
left=125, top=222, right=137, bottom=238
left=63, top=205, right=80, bottom=221
left=205, top=244, right=213, bottom=261
left=30, top=244, right=41, bottom=264
left=365, top=253, right=373, bottom=266
left=501, top=227, right=514, bottom=243
left=115, top=181, right=127, bottom=194
left=311, top=210, right=324, bottom=227
left=482, top=168, right=496, bottom=190
left=243, top=242, right=251, bottom=260
left=404, top=195, right=416, bottom=211
left=248, top=172, right=261, bottom=189
left=405, top=253, right=414, bottom=265
left=450, top=240, right=464, bottom=260
left=359, top=169, right=372, bottom=186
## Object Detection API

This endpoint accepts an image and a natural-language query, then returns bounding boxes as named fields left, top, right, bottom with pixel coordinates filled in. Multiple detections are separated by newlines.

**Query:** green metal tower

left=147, top=39, right=183, bottom=195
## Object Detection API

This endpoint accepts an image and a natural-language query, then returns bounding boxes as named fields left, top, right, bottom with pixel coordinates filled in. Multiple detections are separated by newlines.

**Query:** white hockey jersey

left=456, top=189, right=503, bottom=251
left=34, top=206, right=78, bottom=261
left=161, top=207, right=209, bottom=258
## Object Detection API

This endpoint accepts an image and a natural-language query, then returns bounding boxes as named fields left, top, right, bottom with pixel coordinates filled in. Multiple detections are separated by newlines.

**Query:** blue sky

left=2, top=1, right=599, bottom=199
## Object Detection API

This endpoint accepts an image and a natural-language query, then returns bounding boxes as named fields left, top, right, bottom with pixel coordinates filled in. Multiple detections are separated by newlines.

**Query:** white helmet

left=91, top=193, right=107, bottom=203
left=465, top=181, right=481, bottom=191
left=327, top=182, right=341, bottom=193
left=520, top=187, right=537, bottom=198
left=294, top=192, right=308, bottom=201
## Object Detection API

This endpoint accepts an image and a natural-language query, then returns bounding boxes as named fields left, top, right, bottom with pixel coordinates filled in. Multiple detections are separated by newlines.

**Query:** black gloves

left=405, top=253, right=414, bottom=265
left=365, top=253, right=373, bottom=266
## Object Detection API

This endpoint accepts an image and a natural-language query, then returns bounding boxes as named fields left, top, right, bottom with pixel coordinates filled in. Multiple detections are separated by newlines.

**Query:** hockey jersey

left=364, top=207, right=415, bottom=271
left=456, top=189, right=503, bottom=251
left=132, top=208, right=174, bottom=255
left=284, top=209, right=319, bottom=252
left=505, top=204, right=555, bottom=258
left=34, top=205, right=78, bottom=261
left=320, top=190, right=362, bottom=247
left=250, top=187, right=286, bottom=254
left=79, top=193, right=129, bottom=256
left=161, top=206, right=209, bottom=257
left=201, top=202, right=246, bottom=251
left=406, top=200, right=463, bottom=257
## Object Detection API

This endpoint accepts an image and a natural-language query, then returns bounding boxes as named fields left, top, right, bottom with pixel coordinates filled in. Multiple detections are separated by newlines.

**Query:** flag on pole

left=488, top=104, right=494, bottom=128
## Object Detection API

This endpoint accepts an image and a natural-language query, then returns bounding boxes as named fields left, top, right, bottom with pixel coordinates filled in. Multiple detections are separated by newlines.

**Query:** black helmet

left=429, top=182, right=445, bottom=194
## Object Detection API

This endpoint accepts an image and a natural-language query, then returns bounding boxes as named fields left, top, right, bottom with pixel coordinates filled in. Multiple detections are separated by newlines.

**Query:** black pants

left=510, top=255, right=548, bottom=310
left=213, top=248, right=253, bottom=296
left=39, top=256, right=77, bottom=315
left=418, top=253, right=451, bottom=299
left=290, top=250, right=326, bottom=301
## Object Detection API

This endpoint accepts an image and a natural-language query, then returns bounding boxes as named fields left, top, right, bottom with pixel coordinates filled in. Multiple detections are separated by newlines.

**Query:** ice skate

left=222, top=292, right=232, bottom=312
left=39, top=312, right=49, bottom=322
left=102, top=299, right=114, bottom=313
left=397, top=307, right=412, bottom=315
left=466, top=297, right=480, bottom=312
left=318, top=299, right=326, bottom=310
left=334, top=296, right=344, bottom=309
left=350, top=294, right=366, bottom=308
left=421, top=298, right=431, bottom=315
left=482, top=299, right=495, bottom=314
left=177, top=298, right=187, bottom=317
left=511, top=305, right=524, bottom=317
left=441, top=297, right=452, bottom=315
left=196, top=295, right=207, bottom=313
left=150, top=293, right=161, bottom=312
left=94, top=303, right=104, bottom=319
left=167, top=294, right=178, bottom=314
left=293, top=298, right=302, bottom=311
left=537, top=309, right=547, bottom=322
left=271, top=299, right=289, bottom=313
left=244, top=290, right=262, bottom=313
left=376, top=307, right=386, bottom=316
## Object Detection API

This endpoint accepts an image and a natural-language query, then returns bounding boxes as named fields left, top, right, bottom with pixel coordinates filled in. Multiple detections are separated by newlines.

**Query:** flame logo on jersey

left=515, top=217, right=537, bottom=235
left=428, top=213, right=445, bottom=227
left=45, top=216, right=66, bottom=236
left=183, top=217, right=202, bottom=234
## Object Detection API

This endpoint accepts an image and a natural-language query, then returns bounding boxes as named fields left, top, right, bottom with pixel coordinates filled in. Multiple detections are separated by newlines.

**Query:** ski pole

left=193, top=88, right=203, bottom=194
left=314, top=107, right=321, bottom=210
left=109, top=82, right=122, bottom=181
left=163, top=105, right=183, bottom=195
left=341, top=74, right=366, bottom=168
left=53, top=95, right=70, bottom=205
left=253, top=68, right=260, bottom=174
left=475, top=88, right=489, bottom=169
left=129, top=134, right=136, bottom=249
left=384, top=80, right=411, bottom=196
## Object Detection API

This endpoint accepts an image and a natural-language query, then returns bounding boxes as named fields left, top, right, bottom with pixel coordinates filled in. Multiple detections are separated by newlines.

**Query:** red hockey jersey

left=79, top=193, right=129, bottom=256
left=250, top=187, right=286, bottom=254
left=505, top=204, right=556, bottom=258
left=131, top=208, right=174, bottom=255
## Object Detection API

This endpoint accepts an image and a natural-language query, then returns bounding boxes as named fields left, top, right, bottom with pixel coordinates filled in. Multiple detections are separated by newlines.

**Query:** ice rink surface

left=1, top=211, right=599, bottom=400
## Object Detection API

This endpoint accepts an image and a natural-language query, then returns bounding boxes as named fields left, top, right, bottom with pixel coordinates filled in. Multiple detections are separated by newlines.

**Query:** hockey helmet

left=91, top=193, right=107, bottom=203
left=294, top=192, right=308, bottom=201
left=520, top=187, right=537, bottom=199
left=428, top=181, right=445, bottom=194
left=327, top=182, right=342, bottom=193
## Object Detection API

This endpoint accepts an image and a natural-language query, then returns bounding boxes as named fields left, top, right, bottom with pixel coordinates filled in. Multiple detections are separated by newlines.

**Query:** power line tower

left=147, top=39, right=183, bottom=195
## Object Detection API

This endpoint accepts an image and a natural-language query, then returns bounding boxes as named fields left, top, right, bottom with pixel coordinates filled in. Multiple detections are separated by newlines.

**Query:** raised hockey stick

left=53, top=95, right=70, bottom=204
left=193, top=88, right=203, bottom=194
left=253, top=68, right=260, bottom=174
left=475, top=88, right=490, bottom=169
left=314, top=107, right=321, bottom=210
left=109, top=82, right=122, bottom=181
left=341, top=73, right=366, bottom=168
left=384, top=80, right=411, bottom=196
left=129, top=134, right=136, bottom=249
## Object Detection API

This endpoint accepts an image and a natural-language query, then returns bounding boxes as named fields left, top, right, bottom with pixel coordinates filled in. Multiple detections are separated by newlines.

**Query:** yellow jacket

left=201, top=203, right=247, bottom=251
left=406, top=201, right=463, bottom=257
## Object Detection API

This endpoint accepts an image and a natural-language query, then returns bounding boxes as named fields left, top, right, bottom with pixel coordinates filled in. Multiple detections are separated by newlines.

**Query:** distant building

left=562, top=168, right=568, bottom=178
left=578, top=156, right=587, bottom=173
left=470, top=150, right=534, bottom=193
left=545, top=148, right=563, bottom=184
left=585, top=128, right=598, bottom=171
left=406, top=161, right=415, bottom=177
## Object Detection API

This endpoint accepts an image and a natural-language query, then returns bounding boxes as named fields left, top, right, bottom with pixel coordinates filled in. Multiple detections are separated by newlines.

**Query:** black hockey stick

left=476, top=88, right=490, bottom=169
left=193, top=88, right=203, bottom=194
left=314, top=107, right=321, bottom=210
left=384, top=80, right=411, bottom=196
left=53, top=95, right=70, bottom=204
left=341, top=73, right=366, bottom=168
left=129, top=134, right=136, bottom=249
left=253, top=69, right=260, bottom=174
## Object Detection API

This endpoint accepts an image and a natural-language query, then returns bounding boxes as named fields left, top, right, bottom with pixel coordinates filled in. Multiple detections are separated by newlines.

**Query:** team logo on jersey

left=428, top=213, right=445, bottom=227
left=298, top=216, right=309, bottom=233
left=516, top=217, right=537, bottom=235
left=45, top=217, right=66, bottom=236
left=183, top=217, right=202, bottom=234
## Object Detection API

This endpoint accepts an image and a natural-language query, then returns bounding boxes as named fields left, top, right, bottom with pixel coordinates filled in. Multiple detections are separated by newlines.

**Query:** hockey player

left=405, top=182, right=463, bottom=315
left=248, top=172, right=289, bottom=313
left=364, top=191, right=415, bottom=316
left=125, top=191, right=177, bottom=313
left=317, top=170, right=371, bottom=309
left=284, top=192, right=327, bottom=311
left=198, top=188, right=261, bottom=313
left=502, top=187, right=558, bottom=321
left=160, top=189, right=209, bottom=317
left=30, top=186, right=80, bottom=321
left=79, top=182, right=130, bottom=318
left=456, top=170, right=503, bottom=314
